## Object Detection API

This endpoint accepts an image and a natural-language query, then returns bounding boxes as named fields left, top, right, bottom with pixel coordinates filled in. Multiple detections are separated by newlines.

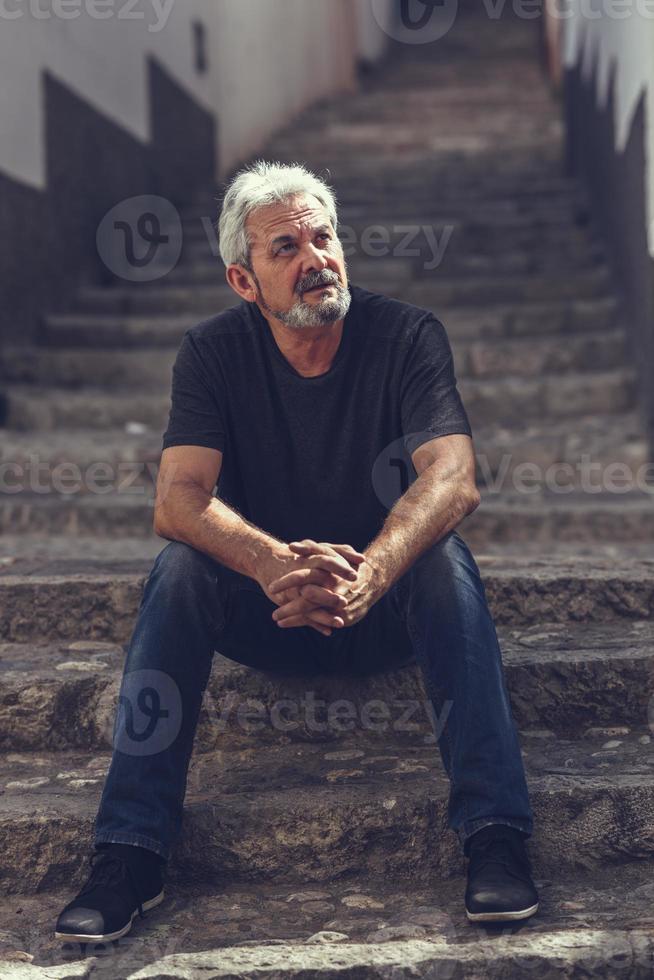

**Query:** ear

left=226, top=264, right=258, bottom=302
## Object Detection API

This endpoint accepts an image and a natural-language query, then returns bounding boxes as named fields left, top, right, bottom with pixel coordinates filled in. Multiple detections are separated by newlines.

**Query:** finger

left=302, top=552, right=358, bottom=579
left=269, top=569, right=320, bottom=593
left=274, top=599, right=344, bottom=627
left=290, top=541, right=365, bottom=567
left=299, top=584, right=348, bottom=608
left=270, top=564, right=351, bottom=594
left=277, top=612, right=344, bottom=629
left=273, top=596, right=327, bottom=622
left=325, top=544, right=367, bottom=565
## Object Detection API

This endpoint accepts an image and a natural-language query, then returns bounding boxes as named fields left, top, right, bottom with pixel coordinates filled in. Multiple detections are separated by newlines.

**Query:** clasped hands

left=259, top=539, right=385, bottom=636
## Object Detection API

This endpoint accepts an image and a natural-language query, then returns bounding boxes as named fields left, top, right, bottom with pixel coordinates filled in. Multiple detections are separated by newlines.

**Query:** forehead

left=247, top=194, right=332, bottom=243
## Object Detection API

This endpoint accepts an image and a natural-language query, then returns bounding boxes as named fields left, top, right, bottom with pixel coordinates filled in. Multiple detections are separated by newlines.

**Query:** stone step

left=298, top=89, right=563, bottom=119
left=181, top=193, right=586, bottom=227
left=461, top=368, right=637, bottom=422
left=38, top=297, right=619, bottom=353
left=1, top=386, right=170, bottom=431
left=0, top=535, right=164, bottom=565
left=398, top=267, right=612, bottom=306
left=270, top=148, right=566, bottom=183
left=9, top=346, right=178, bottom=390
left=0, top=428, right=163, bottom=487
left=0, top=330, right=627, bottom=390
left=324, top=167, right=584, bottom=194
left=0, top=730, right=653, bottom=895
left=326, top=154, right=574, bottom=183
left=180, top=211, right=597, bottom=250
left=158, top=256, right=413, bottom=292
left=472, top=412, right=650, bottom=482
left=1, top=620, right=653, bottom=751
left=445, top=297, right=618, bottom=340
left=454, top=330, right=627, bottom=379
left=206, top=250, right=609, bottom=285
left=70, top=269, right=611, bottom=320
left=463, top=492, right=654, bottom=545
left=0, top=493, right=157, bottom=536
left=0, top=367, right=637, bottom=431
left=158, top=244, right=605, bottom=285
left=3, top=865, right=653, bottom=979
left=265, top=120, right=564, bottom=158
left=0, top=349, right=177, bottom=390
left=342, top=215, right=598, bottom=251
left=192, top=177, right=587, bottom=218
left=3, top=535, right=654, bottom=573
left=190, top=174, right=589, bottom=209
left=182, top=235, right=604, bottom=278
left=74, top=284, right=235, bottom=316
left=2, top=556, right=654, bottom=645
left=0, top=409, right=647, bottom=497
left=2, top=489, right=652, bottom=545
left=42, top=313, right=198, bottom=349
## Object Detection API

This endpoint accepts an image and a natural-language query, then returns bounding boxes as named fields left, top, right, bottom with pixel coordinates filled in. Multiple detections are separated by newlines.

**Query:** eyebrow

left=269, top=224, right=332, bottom=250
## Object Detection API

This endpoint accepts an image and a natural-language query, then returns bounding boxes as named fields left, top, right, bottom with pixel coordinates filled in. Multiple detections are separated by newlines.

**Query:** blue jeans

left=94, top=529, right=533, bottom=861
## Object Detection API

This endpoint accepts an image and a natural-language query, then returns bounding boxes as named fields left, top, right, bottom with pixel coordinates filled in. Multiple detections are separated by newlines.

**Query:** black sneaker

left=464, top=825, right=539, bottom=923
left=55, top=844, right=165, bottom=943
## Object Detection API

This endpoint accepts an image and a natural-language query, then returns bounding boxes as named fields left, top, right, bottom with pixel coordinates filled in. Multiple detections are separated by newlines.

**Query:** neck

left=260, top=310, right=345, bottom=377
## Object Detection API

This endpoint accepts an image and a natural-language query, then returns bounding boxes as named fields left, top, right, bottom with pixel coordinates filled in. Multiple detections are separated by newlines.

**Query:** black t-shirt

left=162, top=284, right=472, bottom=552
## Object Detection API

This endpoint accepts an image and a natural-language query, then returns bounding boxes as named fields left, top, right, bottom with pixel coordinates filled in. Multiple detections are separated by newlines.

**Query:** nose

left=300, top=241, right=329, bottom=272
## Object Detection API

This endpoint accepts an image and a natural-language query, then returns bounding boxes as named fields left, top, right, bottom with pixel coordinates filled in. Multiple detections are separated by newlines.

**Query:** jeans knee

left=150, top=541, right=218, bottom=597
left=416, top=529, right=474, bottom=573
left=409, top=530, right=484, bottom=601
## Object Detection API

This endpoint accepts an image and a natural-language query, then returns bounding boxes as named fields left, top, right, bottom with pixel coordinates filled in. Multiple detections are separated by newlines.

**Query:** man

left=55, top=161, right=537, bottom=944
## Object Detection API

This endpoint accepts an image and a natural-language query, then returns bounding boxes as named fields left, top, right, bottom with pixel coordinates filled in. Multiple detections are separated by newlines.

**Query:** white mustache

left=297, top=275, right=340, bottom=294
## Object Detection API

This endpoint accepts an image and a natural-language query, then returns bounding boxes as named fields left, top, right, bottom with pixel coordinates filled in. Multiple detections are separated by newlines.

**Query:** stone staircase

left=1, top=5, right=654, bottom=978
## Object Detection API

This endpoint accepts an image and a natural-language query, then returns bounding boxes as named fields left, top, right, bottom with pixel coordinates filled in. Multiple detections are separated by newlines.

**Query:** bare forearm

left=154, top=483, right=285, bottom=580
left=365, top=466, right=480, bottom=595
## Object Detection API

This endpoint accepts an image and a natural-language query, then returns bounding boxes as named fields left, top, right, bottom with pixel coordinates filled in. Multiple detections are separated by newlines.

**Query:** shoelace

left=469, top=836, right=531, bottom=882
left=78, top=852, right=146, bottom=920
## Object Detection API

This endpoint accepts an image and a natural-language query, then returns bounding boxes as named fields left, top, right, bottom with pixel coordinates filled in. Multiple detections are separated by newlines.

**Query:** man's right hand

left=256, top=544, right=360, bottom=636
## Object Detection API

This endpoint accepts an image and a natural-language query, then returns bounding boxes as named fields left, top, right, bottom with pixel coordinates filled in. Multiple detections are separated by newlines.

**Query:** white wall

left=0, top=0, right=392, bottom=189
left=562, top=3, right=654, bottom=256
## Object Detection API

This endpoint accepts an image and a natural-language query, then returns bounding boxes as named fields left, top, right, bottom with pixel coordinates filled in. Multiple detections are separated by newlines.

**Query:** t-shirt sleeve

left=161, top=330, right=226, bottom=451
left=400, top=314, right=472, bottom=455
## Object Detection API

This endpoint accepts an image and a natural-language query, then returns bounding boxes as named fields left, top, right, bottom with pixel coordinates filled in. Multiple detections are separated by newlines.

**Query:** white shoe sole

left=54, top=889, right=164, bottom=943
left=466, top=901, right=539, bottom=923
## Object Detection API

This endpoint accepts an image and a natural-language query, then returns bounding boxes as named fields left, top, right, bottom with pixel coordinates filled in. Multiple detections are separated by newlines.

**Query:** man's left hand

left=269, top=539, right=388, bottom=630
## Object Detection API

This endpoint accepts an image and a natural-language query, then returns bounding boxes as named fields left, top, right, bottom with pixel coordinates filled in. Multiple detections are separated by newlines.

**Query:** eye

left=277, top=243, right=296, bottom=255
left=317, top=233, right=331, bottom=244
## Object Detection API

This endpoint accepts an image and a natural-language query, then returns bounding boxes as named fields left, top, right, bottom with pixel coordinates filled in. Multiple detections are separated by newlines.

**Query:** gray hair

left=218, top=160, right=338, bottom=269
